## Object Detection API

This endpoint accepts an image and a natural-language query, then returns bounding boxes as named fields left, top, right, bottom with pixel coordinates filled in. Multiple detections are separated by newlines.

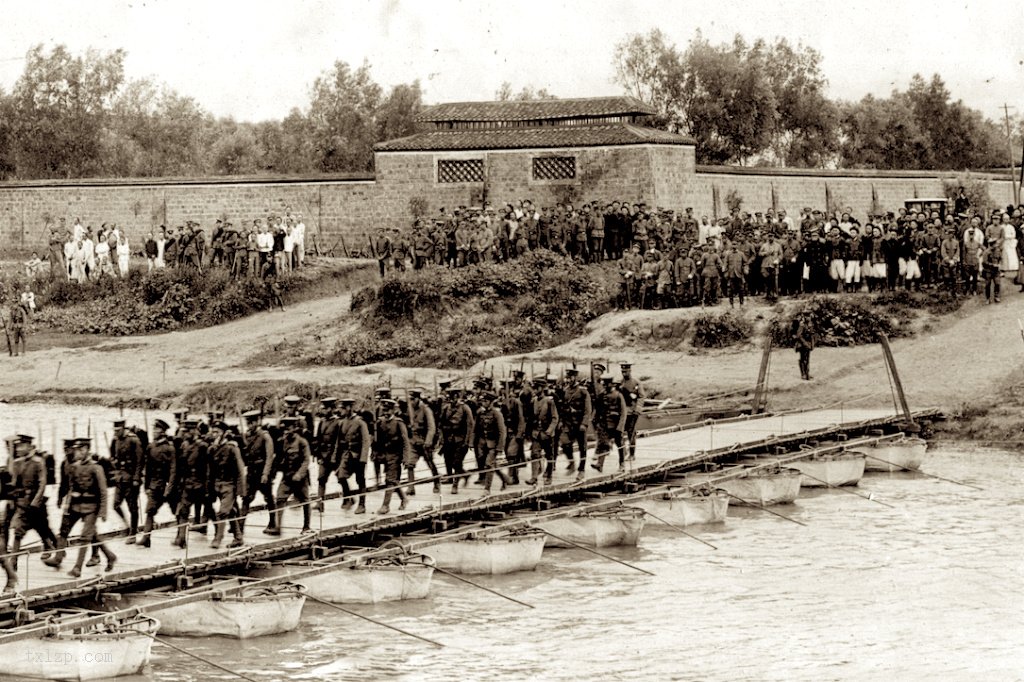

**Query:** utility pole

left=1003, top=104, right=1019, bottom=206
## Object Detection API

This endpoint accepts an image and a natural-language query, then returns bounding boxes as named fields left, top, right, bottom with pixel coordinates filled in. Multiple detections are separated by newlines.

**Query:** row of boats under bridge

left=0, top=409, right=939, bottom=681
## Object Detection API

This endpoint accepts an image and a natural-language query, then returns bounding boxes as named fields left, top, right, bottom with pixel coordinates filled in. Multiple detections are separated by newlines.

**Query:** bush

left=691, top=312, right=753, bottom=348
left=771, top=296, right=895, bottom=347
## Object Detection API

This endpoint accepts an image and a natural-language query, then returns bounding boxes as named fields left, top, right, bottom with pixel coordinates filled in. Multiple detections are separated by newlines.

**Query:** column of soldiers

left=2, top=366, right=646, bottom=586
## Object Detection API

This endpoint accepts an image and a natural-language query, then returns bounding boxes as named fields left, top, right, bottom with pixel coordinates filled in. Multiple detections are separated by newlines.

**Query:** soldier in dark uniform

left=475, top=391, right=510, bottom=495
left=41, top=438, right=116, bottom=577
left=336, top=398, right=371, bottom=514
left=619, top=363, right=645, bottom=461
left=405, top=388, right=439, bottom=495
left=558, top=368, right=593, bottom=481
left=439, top=387, right=474, bottom=494
left=370, top=387, right=392, bottom=485
left=314, top=398, right=342, bottom=512
left=272, top=417, right=312, bottom=534
left=171, top=419, right=208, bottom=548
left=282, top=395, right=315, bottom=438
left=138, top=419, right=177, bottom=548
left=108, top=419, right=144, bottom=544
left=8, top=435, right=57, bottom=573
left=1, top=438, right=19, bottom=592
left=207, top=422, right=247, bottom=549
left=499, top=379, right=526, bottom=484
left=240, top=410, right=277, bottom=534
left=374, top=399, right=410, bottom=514
left=526, top=377, right=560, bottom=486
left=593, top=375, right=629, bottom=472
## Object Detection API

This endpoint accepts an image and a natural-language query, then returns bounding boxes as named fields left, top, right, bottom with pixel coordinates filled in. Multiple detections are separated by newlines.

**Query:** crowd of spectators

left=35, top=210, right=308, bottom=283
left=372, top=191, right=1024, bottom=307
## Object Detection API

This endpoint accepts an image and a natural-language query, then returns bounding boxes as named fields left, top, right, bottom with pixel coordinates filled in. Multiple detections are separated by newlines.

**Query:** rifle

left=0, top=311, right=11, bottom=356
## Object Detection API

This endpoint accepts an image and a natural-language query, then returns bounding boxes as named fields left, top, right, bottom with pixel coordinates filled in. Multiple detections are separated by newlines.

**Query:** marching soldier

left=314, top=398, right=342, bottom=512
left=336, top=398, right=371, bottom=514
left=172, top=419, right=207, bottom=548
left=109, top=419, right=144, bottom=543
left=619, top=363, right=645, bottom=461
left=282, top=395, right=315, bottom=439
left=499, top=379, right=526, bottom=484
left=207, top=422, right=246, bottom=548
left=593, top=375, right=629, bottom=472
left=274, top=417, right=312, bottom=534
left=475, top=391, right=510, bottom=495
left=41, top=438, right=116, bottom=577
left=405, top=388, right=440, bottom=495
left=370, top=387, right=392, bottom=485
left=374, top=399, right=410, bottom=514
left=525, top=377, right=559, bottom=486
left=439, top=387, right=474, bottom=494
left=558, top=368, right=593, bottom=481
left=7, top=435, right=57, bottom=574
left=138, top=419, right=176, bottom=548
left=240, top=410, right=277, bottom=534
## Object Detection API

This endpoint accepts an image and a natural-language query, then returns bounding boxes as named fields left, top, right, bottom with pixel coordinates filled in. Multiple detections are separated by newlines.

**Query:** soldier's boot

left=172, top=523, right=187, bottom=548
left=405, top=467, right=417, bottom=496
left=140, top=517, right=154, bottom=548
left=210, top=522, right=225, bottom=549
left=125, top=519, right=138, bottom=544
left=100, top=545, right=117, bottom=572
left=86, top=546, right=101, bottom=567
left=543, top=460, right=554, bottom=485
left=524, top=458, right=542, bottom=486
left=497, top=469, right=510, bottom=491
left=264, top=511, right=282, bottom=536
left=2, top=559, right=17, bottom=593
left=69, top=548, right=87, bottom=578
left=377, top=490, right=392, bottom=515
left=301, top=504, right=312, bottom=533
left=428, top=461, right=441, bottom=494
left=42, top=539, right=67, bottom=568
left=563, top=444, right=575, bottom=472
left=397, top=488, right=408, bottom=511
left=227, top=520, right=244, bottom=548
left=315, top=484, right=326, bottom=512
left=354, top=495, right=366, bottom=515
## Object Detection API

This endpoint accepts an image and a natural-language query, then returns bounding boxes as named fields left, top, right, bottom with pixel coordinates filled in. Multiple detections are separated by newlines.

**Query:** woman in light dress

left=94, top=230, right=113, bottom=277
left=999, top=213, right=1018, bottom=273
left=116, top=235, right=130, bottom=276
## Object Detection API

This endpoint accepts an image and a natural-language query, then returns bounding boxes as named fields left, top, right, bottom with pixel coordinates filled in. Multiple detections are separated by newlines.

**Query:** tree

left=0, top=89, right=16, bottom=180
left=611, top=30, right=685, bottom=130
left=307, top=60, right=382, bottom=172
left=10, top=44, right=126, bottom=178
left=377, top=80, right=423, bottom=141
left=211, top=123, right=260, bottom=175
left=494, top=82, right=558, bottom=101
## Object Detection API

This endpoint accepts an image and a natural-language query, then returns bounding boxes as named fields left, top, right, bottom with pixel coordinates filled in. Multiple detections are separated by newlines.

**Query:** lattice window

left=438, top=159, right=484, bottom=183
left=533, top=156, right=576, bottom=181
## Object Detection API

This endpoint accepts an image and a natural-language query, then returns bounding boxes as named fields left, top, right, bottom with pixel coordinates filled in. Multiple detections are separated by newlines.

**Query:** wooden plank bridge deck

left=0, top=406, right=938, bottom=618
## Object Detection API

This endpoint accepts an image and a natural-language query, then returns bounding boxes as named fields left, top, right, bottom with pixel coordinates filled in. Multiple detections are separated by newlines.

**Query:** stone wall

left=0, top=146, right=1016, bottom=255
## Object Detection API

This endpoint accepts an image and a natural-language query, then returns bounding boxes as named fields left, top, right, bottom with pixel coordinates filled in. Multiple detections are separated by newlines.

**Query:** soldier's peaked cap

left=280, top=416, right=302, bottom=425
left=600, top=373, right=614, bottom=382
left=512, top=369, right=525, bottom=378
left=211, top=421, right=229, bottom=431
left=153, top=419, right=170, bottom=430
left=409, top=387, right=424, bottom=396
left=63, top=438, right=77, bottom=447
left=480, top=391, right=497, bottom=401
left=340, top=398, right=356, bottom=406
left=320, top=397, right=339, bottom=406
left=565, top=368, right=579, bottom=376
left=283, top=395, right=302, bottom=404
left=379, top=398, right=398, bottom=408
left=620, top=362, right=633, bottom=369
left=438, top=380, right=453, bottom=390
left=374, top=387, right=392, bottom=395
left=242, top=410, right=262, bottom=421
left=592, top=363, right=607, bottom=372
left=113, top=419, right=126, bottom=427
left=182, top=418, right=199, bottom=427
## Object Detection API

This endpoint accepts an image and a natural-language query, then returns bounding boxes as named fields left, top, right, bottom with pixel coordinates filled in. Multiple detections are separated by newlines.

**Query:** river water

left=0, top=403, right=1021, bottom=681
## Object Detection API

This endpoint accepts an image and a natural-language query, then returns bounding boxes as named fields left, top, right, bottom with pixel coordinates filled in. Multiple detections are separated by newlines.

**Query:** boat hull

left=633, top=490, right=730, bottom=526
left=861, top=438, right=927, bottom=472
left=424, top=530, right=546, bottom=574
left=789, top=453, right=865, bottom=487
left=0, top=616, right=158, bottom=681
left=118, top=583, right=306, bottom=638
left=536, top=508, right=646, bottom=548
left=250, top=556, right=435, bottom=604
left=689, top=468, right=802, bottom=506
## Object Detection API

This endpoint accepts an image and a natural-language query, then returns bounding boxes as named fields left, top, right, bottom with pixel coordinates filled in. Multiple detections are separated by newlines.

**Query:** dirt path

left=3, top=284, right=1022, bottom=414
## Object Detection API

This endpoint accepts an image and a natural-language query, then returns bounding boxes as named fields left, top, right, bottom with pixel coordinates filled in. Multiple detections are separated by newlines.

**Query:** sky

left=1, top=0, right=1021, bottom=124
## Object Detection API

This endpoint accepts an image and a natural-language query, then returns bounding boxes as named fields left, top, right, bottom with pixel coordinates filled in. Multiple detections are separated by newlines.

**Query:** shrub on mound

left=691, top=312, right=753, bottom=348
left=771, top=296, right=895, bottom=347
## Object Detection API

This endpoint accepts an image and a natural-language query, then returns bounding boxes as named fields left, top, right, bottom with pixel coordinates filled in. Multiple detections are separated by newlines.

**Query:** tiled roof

left=375, top=123, right=694, bottom=152
left=414, top=96, right=656, bottom=122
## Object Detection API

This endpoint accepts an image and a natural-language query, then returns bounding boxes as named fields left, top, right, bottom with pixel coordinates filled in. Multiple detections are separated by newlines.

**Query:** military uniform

left=374, top=403, right=409, bottom=514
left=500, top=383, right=526, bottom=484
left=274, top=421, right=312, bottom=533
left=207, top=425, right=247, bottom=548
left=475, top=395, right=509, bottom=493
left=42, top=441, right=116, bottom=576
left=172, top=427, right=209, bottom=548
left=8, top=438, right=57, bottom=559
left=241, top=413, right=277, bottom=534
left=405, top=393, right=439, bottom=495
left=314, top=399, right=343, bottom=511
left=594, top=378, right=629, bottom=471
left=558, top=372, right=593, bottom=478
left=336, top=400, right=371, bottom=513
left=619, top=365, right=645, bottom=459
left=527, top=381, right=560, bottom=485
left=139, top=421, right=177, bottom=547
left=109, top=423, right=144, bottom=542
left=439, top=391, right=475, bottom=494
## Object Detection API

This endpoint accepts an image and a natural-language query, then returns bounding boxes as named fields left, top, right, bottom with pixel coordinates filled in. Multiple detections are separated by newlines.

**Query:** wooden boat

left=247, top=554, right=435, bottom=604
left=637, top=406, right=749, bottom=432
left=423, top=529, right=546, bottom=575
left=535, top=507, right=646, bottom=548
left=787, top=451, right=866, bottom=487
left=0, top=610, right=158, bottom=681
left=860, top=436, right=927, bottom=472
left=687, top=465, right=802, bottom=506
left=102, top=578, right=306, bottom=638
left=632, top=486, right=730, bottom=526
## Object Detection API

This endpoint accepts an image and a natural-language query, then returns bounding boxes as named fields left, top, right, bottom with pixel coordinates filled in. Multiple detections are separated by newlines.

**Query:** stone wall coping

left=695, top=164, right=1007, bottom=180
left=0, top=172, right=376, bottom=190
